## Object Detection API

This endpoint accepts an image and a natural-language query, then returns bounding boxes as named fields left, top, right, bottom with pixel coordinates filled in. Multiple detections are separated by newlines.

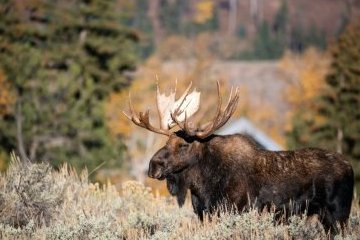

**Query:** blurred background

left=0, top=0, right=359, bottom=193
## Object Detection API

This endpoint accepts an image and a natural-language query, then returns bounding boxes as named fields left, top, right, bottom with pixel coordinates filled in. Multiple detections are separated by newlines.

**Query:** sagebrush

left=0, top=154, right=359, bottom=239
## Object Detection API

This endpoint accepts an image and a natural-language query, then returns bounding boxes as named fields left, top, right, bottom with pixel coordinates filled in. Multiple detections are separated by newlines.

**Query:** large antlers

left=123, top=81, right=201, bottom=136
left=123, top=93, right=171, bottom=136
left=123, top=81, right=239, bottom=139
left=171, top=81, right=239, bottom=138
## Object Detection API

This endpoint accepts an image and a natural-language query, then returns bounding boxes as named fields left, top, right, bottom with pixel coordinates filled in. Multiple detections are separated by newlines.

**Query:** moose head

left=123, top=81, right=239, bottom=181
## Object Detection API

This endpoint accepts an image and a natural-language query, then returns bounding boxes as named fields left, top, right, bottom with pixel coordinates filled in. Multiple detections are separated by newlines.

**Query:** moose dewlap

left=124, top=81, right=354, bottom=232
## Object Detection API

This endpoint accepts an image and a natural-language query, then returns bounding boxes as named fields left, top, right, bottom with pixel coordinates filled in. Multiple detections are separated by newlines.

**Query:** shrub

left=0, top=154, right=359, bottom=239
left=0, top=154, right=65, bottom=228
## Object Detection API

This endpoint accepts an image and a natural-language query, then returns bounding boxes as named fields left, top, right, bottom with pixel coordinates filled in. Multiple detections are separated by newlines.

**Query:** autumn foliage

left=0, top=70, right=14, bottom=117
left=280, top=48, right=330, bottom=147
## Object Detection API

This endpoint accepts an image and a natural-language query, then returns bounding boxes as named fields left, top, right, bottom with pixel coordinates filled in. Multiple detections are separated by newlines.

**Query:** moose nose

left=148, top=171, right=161, bottom=179
left=147, top=167, right=155, bottom=178
left=148, top=162, right=164, bottom=179
left=148, top=163, right=158, bottom=178
left=148, top=168, right=163, bottom=179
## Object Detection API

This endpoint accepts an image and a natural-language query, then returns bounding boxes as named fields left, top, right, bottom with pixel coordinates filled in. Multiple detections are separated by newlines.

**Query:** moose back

left=124, top=81, right=354, bottom=231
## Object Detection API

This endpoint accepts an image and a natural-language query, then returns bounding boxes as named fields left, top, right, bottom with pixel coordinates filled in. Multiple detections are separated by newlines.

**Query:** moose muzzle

left=148, top=162, right=166, bottom=180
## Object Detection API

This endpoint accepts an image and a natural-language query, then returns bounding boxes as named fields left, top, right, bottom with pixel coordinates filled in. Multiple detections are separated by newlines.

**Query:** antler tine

left=170, top=81, right=199, bottom=135
left=219, top=87, right=239, bottom=120
left=123, top=92, right=171, bottom=136
left=220, top=87, right=239, bottom=119
left=218, top=88, right=239, bottom=125
left=176, top=82, right=193, bottom=110
left=215, top=80, right=223, bottom=120
left=228, top=86, right=234, bottom=105
left=171, top=110, right=196, bottom=135
left=123, top=93, right=138, bottom=122
left=219, top=87, right=239, bottom=123
left=196, top=83, right=239, bottom=138
left=156, top=81, right=162, bottom=126
left=199, top=81, right=224, bottom=133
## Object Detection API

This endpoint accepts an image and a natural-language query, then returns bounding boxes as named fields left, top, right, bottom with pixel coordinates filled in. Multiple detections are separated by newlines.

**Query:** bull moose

left=124, top=81, right=354, bottom=231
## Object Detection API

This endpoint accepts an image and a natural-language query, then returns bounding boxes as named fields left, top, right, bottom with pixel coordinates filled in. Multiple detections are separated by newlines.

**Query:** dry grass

left=0, top=154, right=359, bottom=239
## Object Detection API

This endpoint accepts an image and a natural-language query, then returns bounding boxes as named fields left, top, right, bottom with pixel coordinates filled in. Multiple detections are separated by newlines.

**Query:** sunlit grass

left=0, top=154, right=359, bottom=239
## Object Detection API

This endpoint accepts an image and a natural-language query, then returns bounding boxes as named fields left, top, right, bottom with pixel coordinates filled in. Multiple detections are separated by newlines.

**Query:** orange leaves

left=105, top=91, right=133, bottom=137
left=0, top=70, right=15, bottom=117
left=105, top=79, right=155, bottom=138
left=194, top=0, right=214, bottom=24
left=280, top=48, right=330, bottom=133
left=280, top=48, right=330, bottom=108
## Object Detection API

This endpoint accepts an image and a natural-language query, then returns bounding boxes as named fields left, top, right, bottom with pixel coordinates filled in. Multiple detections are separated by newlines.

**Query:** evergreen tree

left=160, top=0, right=183, bottom=35
left=123, top=0, right=154, bottom=58
left=287, top=21, right=360, bottom=181
left=252, top=21, right=284, bottom=59
left=0, top=0, right=138, bottom=172
left=245, top=1, right=287, bottom=60
left=286, top=109, right=314, bottom=150
left=310, top=22, right=360, bottom=161
left=273, top=0, right=288, bottom=34
left=290, top=24, right=326, bottom=52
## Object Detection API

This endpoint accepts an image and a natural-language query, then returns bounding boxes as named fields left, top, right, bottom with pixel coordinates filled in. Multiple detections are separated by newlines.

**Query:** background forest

left=0, top=0, right=360, bottom=193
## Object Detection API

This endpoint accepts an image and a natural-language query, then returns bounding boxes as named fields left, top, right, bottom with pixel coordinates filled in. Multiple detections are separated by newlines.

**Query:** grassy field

left=0, top=155, right=359, bottom=240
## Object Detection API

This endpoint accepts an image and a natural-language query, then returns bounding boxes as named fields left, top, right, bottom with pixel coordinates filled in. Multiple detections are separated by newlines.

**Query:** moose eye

left=163, top=152, right=170, bottom=158
left=157, top=161, right=165, bottom=167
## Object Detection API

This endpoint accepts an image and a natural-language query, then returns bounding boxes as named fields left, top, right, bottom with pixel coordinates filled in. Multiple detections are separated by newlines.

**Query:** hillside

left=234, top=0, right=358, bottom=38
left=122, top=0, right=360, bottom=58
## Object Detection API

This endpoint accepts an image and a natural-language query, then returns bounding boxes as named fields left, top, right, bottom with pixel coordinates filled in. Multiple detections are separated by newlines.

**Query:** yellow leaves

left=280, top=48, right=330, bottom=133
left=280, top=48, right=330, bottom=108
left=251, top=103, right=280, bottom=143
left=105, top=91, right=132, bottom=137
left=105, top=78, right=156, bottom=138
left=194, top=0, right=214, bottom=24
left=0, top=70, right=15, bottom=117
left=0, top=151, right=8, bottom=172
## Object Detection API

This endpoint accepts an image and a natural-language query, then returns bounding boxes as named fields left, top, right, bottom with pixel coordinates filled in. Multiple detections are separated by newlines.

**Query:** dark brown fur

left=148, top=131, right=354, bottom=231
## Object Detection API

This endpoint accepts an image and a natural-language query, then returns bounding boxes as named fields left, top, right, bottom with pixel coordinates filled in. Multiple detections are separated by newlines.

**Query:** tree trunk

left=16, top=101, right=30, bottom=162
left=336, top=127, right=343, bottom=154
left=228, top=0, right=238, bottom=35
left=250, top=0, right=262, bottom=28
left=148, top=0, right=163, bottom=48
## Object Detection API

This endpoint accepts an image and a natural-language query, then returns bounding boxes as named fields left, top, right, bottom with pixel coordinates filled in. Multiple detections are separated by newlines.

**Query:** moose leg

left=191, top=194, right=206, bottom=221
left=322, top=179, right=353, bottom=234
